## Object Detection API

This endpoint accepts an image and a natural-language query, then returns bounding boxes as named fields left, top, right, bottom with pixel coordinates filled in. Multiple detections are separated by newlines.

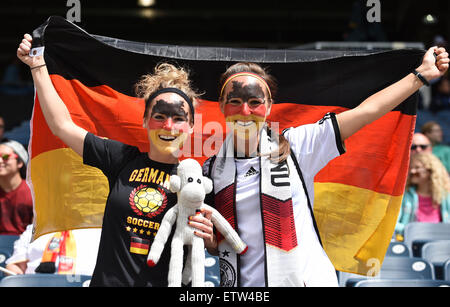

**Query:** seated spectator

left=411, top=132, right=433, bottom=155
left=395, top=152, right=450, bottom=239
left=421, top=121, right=450, bottom=173
left=0, top=140, right=33, bottom=235
left=5, top=225, right=101, bottom=276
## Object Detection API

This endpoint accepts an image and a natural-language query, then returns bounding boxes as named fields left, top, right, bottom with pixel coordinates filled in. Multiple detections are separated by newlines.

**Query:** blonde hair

left=134, top=63, right=201, bottom=121
left=407, top=152, right=450, bottom=206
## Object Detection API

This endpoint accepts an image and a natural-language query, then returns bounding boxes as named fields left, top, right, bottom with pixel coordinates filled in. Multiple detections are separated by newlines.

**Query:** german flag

left=29, top=16, right=423, bottom=275
left=130, top=237, right=150, bottom=255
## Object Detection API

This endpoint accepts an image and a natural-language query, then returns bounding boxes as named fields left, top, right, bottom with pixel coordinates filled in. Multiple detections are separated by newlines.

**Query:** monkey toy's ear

left=203, top=177, right=213, bottom=194
left=170, top=175, right=181, bottom=193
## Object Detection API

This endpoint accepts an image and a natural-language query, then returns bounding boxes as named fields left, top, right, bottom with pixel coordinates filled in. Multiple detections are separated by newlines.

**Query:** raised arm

left=337, top=46, right=449, bottom=141
left=17, top=34, right=87, bottom=156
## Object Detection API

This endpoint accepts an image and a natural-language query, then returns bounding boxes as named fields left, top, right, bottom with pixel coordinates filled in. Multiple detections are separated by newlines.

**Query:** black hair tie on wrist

left=413, top=70, right=430, bottom=87
left=30, top=64, right=46, bottom=70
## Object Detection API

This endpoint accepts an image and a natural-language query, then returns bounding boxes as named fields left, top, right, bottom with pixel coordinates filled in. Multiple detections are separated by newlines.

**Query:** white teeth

left=159, top=135, right=177, bottom=141
left=236, top=121, right=254, bottom=127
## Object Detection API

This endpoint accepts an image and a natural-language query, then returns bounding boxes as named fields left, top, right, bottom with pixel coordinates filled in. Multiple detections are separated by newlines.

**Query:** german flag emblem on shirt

left=130, top=237, right=150, bottom=255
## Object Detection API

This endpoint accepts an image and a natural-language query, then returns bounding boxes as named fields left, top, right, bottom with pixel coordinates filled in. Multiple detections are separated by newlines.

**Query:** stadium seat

left=0, top=252, right=12, bottom=280
left=421, top=241, right=450, bottom=279
left=354, top=279, right=450, bottom=287
left=444, top=259, right=450, bottom=281
left=0, top=240, right=16, bottom=281
left=0, top=248, right=12, bottom=267
left=338, top=257, right=434, bottom=287
left=0, top=235, right=19, bottom=249
left=205, top=251, right=220, bottom=287
left=376, top=257, right=434, bottom=279
left=0, top=274, right=92, bottom=287
left=404, top=222, right=450, bottom=257
left=338, top=271, right=366, bottom=287
left=385, top=241, right=411, bottom=257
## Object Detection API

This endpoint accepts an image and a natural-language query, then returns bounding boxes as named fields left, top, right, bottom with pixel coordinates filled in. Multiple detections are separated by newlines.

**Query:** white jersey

left=235, top=114, right=344, bottom=286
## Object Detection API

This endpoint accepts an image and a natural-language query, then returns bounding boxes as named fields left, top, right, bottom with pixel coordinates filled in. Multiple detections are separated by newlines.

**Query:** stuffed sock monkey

left=147, top=158, right=247, bottom=287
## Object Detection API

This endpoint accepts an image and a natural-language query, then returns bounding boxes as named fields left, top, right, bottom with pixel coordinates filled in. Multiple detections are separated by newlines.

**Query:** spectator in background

left=0, top=140, right=33, bottom=235
left=0, top=116, right=8, bottom=142
left=430, top=73, right=450, bottom=113
left=411, top=132, right=433, bottom=155
left=421, top=121, right=450, bottom=173
left=395, top=152, right=450, bottom=239
left=5, top=225, right=101, bottom=276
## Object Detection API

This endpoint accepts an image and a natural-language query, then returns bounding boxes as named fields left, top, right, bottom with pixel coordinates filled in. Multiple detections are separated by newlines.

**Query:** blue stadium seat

left=421, top=241, right=450, bottom=279
left=444, top=259, right=450, bottom=281
left=338, top=257, right=434, bottom=287
left=404, top=222, right=450, bottom=257
left=0, top=247, right=13, bottom=280
left=338, top=271, right=366, bottom=287
left=204, top=251, right=220, bottom=287
left=385, top=242, right=411, bottom=257
left=0, top=235, right=18, bottom=281
left=0, top=274, right=92, bottom=287
left=0, top=248, right=12, bottom=267
left=354, top=279, right=450, bottom=287
left=379, top=257, right=434, bottom=279
left=0, top=235, right=19, bottom=249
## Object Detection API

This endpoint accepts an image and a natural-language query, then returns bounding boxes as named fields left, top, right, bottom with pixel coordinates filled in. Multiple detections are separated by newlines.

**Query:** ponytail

left=268, top=127, right=291, bottom=164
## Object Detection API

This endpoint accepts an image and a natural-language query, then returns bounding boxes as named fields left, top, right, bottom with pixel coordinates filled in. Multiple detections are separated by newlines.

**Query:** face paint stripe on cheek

left=224, top=103, right=267, bottom=118
left=146, top=118, right=190, bottom=133
left=147, top=98, right=191, bottom=133
left=146, top=117, right=163, bottom=130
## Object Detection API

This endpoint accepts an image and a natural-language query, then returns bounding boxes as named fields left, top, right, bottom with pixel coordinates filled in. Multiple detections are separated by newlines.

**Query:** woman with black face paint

left=17, top=34, right=215, bottom=286
left=203, top=47, right=449, bottom=287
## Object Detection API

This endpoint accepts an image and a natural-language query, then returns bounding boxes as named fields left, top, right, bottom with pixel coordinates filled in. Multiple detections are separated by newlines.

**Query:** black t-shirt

left=83, top=133, right=178, bottom=286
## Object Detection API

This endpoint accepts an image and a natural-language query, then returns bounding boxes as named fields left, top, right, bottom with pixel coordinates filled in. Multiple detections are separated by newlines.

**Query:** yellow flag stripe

left=314, top=182, right=403, bottom=275
left=130, top=247, right=149, bottom=255
left=30, top=148, right=109, bottom=240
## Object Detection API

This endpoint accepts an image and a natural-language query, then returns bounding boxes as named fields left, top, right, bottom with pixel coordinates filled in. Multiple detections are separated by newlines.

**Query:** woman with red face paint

left=203, top=47, right=450, bottom=287
left=17, top=34, right=215, bottom=287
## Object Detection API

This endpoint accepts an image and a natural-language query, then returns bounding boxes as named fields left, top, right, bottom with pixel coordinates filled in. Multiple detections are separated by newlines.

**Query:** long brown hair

left=218, top=62, right=290, bottom=163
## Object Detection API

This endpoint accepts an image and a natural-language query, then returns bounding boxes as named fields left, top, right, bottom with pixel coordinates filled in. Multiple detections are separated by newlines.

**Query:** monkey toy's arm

left=147, top=205, right=179, bottom=266
left=204, top=204, right=248, bottom=254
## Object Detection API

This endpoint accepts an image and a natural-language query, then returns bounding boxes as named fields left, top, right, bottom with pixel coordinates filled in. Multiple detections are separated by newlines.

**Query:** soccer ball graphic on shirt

left=130, top=185, right=167, bottom=217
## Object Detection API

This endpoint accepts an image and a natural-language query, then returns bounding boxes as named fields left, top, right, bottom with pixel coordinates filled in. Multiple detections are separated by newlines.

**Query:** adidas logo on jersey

left=244, top=166, right=259, bottom=177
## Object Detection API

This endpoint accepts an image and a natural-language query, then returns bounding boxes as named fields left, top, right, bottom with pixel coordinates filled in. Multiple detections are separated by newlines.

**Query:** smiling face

left=144, top=93, right=193, bottom=160
left=409, top=159, right=431, bottom=186
left=220, top=75, right=271, bottom=140
left=0, top=144, right=22, bottom=178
